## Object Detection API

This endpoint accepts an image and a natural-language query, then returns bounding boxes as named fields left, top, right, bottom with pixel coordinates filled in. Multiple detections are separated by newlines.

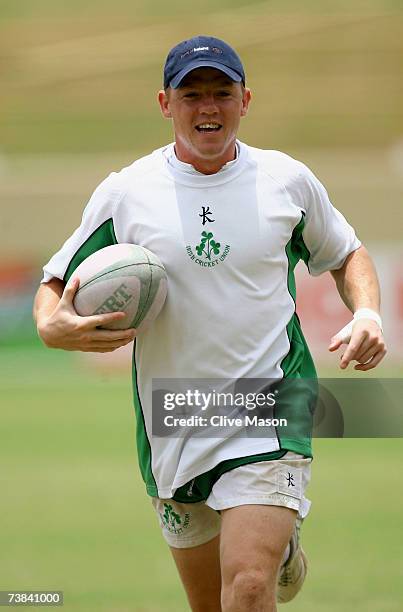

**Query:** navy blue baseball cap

left=163, top=36, right=245, bottom=89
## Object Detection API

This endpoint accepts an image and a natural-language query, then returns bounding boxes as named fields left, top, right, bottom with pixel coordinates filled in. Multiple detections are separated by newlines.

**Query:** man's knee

left=221, top=568, right=274, bottom=611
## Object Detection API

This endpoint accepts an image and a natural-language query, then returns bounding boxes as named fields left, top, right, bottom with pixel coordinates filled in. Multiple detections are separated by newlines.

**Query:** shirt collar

left=164, top=142, right=240, bottom=176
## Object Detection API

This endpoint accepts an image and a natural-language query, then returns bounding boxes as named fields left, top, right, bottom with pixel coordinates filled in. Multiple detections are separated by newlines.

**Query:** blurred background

left=1, top=1, right=402, bottom=610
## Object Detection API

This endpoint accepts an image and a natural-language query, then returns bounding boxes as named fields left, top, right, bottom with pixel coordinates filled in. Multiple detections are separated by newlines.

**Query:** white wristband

left=333, top=308, right=383, bottom=344
left=353, top=308, right=383, bottom=331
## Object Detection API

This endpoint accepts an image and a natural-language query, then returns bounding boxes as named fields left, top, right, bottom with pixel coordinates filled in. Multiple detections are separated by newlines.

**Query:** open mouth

left=195, top=122, right=223, bottom=133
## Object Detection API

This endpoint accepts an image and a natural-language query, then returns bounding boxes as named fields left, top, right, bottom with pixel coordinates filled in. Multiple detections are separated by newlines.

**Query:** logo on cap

left=163, top=35, right=245, bottom=89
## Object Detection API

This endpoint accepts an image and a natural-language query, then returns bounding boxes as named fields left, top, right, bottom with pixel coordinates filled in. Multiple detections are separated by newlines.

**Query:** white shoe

left=277, top=520, right=308, bottom=603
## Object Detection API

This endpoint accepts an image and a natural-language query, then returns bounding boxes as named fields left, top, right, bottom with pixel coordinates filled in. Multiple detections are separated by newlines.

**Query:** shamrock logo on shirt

left=195, top=231, right=221, bottom=260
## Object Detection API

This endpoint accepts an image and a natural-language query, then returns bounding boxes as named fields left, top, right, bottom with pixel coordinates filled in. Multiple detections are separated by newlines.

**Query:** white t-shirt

left=42, top=141, right=360, bottom=498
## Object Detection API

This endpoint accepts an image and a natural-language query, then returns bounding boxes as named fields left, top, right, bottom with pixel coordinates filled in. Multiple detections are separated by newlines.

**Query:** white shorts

left=151, top=452, right=312, bottom=549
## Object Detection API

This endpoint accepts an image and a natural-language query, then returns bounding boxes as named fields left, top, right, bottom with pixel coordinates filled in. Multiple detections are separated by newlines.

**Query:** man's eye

left=217, top=91, right=231, bottom=97
left=183, top=92, right=198, bottom=99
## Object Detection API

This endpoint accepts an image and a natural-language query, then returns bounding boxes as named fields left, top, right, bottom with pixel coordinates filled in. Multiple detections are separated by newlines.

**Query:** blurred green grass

left=1, top=3, right=402, bottom=154
left=1, top=344, right=402, bottom=611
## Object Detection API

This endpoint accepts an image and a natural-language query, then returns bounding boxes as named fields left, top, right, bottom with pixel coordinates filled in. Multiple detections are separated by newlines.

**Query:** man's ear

left=240, top=88, right=252, bottom=117
left=158, top=89, right=172, bottom=118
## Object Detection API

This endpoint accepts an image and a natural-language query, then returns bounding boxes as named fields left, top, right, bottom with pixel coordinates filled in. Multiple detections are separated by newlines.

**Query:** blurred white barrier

left=0, top=247, right=401, bottom=365
left=295, top=246, right=402, bottom=360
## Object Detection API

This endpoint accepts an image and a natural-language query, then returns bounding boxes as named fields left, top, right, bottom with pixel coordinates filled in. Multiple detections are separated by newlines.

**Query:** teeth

left=198, top=123, right=220, bottom=129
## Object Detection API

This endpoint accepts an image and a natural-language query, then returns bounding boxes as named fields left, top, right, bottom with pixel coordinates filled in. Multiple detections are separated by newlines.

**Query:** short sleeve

left=296, top=163, right=361, bottom=276
left=41, top=172, right=122, bottom=283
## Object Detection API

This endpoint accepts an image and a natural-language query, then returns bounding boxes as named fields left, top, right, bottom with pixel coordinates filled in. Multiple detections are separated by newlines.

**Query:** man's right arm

left=34, top=277, right=135, bottom=352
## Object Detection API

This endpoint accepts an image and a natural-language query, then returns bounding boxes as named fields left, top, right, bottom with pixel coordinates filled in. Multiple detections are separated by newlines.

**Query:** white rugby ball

left=72, top=243, right=167, bottom=331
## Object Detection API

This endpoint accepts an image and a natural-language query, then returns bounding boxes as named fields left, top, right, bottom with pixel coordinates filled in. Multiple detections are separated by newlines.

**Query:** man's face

left=158, top=68, right=251, bottom=171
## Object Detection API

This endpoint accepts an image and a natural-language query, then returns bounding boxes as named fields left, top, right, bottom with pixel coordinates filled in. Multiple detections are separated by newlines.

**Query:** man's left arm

left=329, top=245, right=387, bottom=371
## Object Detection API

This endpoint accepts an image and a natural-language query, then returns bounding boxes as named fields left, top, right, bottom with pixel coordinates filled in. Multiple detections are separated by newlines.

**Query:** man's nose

left=199, top=94, right=219, bottom=113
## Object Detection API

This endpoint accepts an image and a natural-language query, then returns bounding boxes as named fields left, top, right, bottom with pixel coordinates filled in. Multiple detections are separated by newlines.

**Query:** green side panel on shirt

left=277, top=214, right=317, bottom=457
left=281, top=214, right=316, bottom=378
left=132, top=344, right=158, bottom=496
left=61, top=218, right=158, bottom=493
left=63, top=218, right=117, bottom=282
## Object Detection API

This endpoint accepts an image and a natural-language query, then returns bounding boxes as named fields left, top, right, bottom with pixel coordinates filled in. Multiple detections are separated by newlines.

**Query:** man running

left=33, top=36, right=386, bottom=611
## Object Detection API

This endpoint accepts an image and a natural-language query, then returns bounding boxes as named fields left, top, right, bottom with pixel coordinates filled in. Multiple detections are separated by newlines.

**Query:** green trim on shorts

left=280, top=440, right=313, bottom=458
left=170, top=449, right=289, bottom=503
left=146, top=445, right=313, bottom=501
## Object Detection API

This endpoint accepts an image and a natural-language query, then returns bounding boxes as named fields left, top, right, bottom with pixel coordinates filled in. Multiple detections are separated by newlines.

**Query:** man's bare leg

left=169, top=534, right=222, bottom=612
left=220, top=505, right=296, bottom=612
